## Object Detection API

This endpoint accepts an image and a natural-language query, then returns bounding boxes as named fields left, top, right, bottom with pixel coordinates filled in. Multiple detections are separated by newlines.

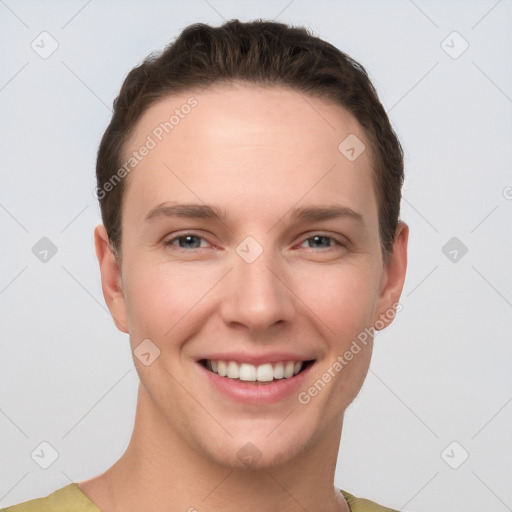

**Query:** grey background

left=1, top=1, right=511, bottom=511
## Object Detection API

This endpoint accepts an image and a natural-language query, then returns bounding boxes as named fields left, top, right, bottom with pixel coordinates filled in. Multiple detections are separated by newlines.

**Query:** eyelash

left=163, top=232, right=346, bottom=251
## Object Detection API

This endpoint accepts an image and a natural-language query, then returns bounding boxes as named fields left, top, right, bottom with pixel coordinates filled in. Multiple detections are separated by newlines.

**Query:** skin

left=81, top=82, right=408, bottom=512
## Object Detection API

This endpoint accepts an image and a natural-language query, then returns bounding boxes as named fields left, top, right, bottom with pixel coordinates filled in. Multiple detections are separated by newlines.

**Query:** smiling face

left=96, top=82, right=407, bottom=470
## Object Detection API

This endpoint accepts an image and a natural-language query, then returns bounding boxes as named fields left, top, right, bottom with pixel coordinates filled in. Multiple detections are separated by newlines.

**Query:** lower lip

left=199, top=362, right=314, bottom=405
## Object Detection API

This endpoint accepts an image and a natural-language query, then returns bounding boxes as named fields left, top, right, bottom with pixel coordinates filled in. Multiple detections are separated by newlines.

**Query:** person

left=2, top=19, right=408, bottom=512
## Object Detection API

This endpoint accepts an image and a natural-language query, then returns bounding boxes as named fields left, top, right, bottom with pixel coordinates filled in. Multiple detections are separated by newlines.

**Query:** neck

left=79, top=384, right=349, bottom=512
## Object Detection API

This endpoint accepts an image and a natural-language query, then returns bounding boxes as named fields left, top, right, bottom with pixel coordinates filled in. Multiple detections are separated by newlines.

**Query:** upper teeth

left=207, top=360, right=303, bottom=382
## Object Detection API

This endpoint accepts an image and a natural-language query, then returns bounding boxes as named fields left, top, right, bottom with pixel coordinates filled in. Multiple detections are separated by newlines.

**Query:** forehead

left=128, top=82, right=366, bottom=153
left=121, top=83, right=377, bottom=225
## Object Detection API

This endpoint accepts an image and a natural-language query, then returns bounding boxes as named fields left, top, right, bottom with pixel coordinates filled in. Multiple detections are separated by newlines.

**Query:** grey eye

left=303, top=235, right=335, bottom=248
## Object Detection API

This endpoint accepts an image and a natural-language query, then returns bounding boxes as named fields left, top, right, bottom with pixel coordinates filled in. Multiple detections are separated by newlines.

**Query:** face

left=96, top=83, right=407, bottom=469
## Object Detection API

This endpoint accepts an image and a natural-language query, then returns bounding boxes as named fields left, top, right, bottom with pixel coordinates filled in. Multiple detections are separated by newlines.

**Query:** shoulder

left=0, top=484, right=101, bottom=512
left=340, top=489, right=400, bottom=512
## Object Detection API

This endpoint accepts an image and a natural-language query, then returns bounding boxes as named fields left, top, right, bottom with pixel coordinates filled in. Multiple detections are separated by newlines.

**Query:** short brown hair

left=96, top=19, right=404, bottom=263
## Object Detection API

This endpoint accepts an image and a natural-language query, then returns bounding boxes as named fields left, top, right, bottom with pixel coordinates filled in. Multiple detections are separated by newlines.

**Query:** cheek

left=296, top=265, right=377, bottom=413
left=292, top=260, right=379, bottom=338
left=122, top=259, right=221, bottom=341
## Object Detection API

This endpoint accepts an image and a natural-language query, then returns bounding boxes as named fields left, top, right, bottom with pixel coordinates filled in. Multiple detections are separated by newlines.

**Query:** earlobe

left=374, top=221, right=409, bottom=330
left=94, top=224, right=129, bottom=333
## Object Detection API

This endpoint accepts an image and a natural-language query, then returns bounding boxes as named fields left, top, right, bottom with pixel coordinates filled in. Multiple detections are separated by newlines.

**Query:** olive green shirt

left=0, top=483, right=399, bottom=511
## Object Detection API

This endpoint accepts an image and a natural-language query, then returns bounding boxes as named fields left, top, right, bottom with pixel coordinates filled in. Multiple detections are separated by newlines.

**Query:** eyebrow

left=144, top=202, right=364, bottom=225
left=145, top=203, right=229, bottom=222
left=289, top=204, right=364, bottom=224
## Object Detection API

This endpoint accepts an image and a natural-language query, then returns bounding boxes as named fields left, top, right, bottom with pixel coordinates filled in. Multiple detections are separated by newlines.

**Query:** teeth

left=239, top=363, right=256, bottom=381
left=256, top=363, right=274, bottom=382
left=206, top=359, right=305, bottom=382
left=273, top=362, right=284, bottom=379
left=283, top=361, right=294, bottom=378
left=227, top=361, right=239, bottom=379
left=217, top=361, right=227, bottom=377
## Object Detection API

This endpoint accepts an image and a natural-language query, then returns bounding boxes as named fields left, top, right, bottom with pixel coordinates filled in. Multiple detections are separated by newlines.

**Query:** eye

left=299, top=234, right=344, bottom=250
left=164, top=233, right=210, bottom=250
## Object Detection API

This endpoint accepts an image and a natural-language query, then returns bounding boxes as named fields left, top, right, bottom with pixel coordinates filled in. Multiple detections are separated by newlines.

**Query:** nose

left=219, top=246, right=296, bottom=335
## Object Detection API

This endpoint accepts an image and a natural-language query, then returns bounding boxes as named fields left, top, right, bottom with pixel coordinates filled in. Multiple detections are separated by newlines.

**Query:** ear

left=94, top=224, right=129, bottom=333
left=374, top=221, right=409, bottom=330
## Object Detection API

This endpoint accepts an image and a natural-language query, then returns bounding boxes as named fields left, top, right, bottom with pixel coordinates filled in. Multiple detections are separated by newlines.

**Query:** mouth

left=199, top=358, right=316, bottom=384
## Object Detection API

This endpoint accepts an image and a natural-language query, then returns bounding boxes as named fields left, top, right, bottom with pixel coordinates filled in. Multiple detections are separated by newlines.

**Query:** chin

left=194, top=420, right=320, bottom=472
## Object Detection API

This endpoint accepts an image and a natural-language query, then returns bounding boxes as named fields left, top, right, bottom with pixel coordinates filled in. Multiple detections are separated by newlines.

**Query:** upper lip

left=198, top=352, right=315, bottom=365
